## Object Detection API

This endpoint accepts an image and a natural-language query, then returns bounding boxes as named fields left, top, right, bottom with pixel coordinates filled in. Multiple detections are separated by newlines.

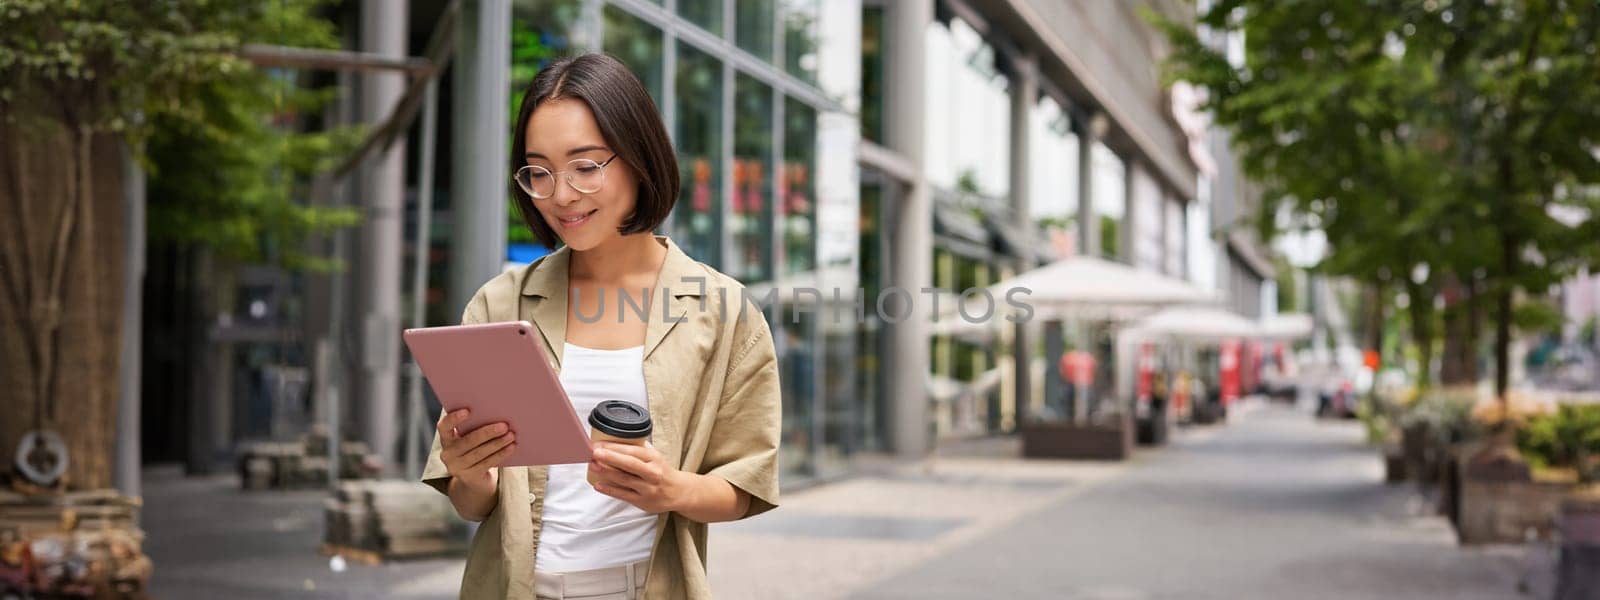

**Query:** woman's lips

left=557, top=209, right=596, bottom=229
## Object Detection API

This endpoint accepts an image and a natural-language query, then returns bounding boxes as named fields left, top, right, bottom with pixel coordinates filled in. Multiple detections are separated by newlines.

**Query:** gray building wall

left=971, top=0, right=1197, bottom=201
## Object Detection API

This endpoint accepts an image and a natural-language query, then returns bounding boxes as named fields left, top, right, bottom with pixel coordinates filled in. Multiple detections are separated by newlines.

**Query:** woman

left=422, top=53, right=781, bottom=600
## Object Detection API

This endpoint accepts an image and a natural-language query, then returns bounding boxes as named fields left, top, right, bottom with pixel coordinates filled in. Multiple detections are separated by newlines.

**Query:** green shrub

left=1517, top=404, right=1600, bottom=481
left=1397, top=387, right=1481, bottom=445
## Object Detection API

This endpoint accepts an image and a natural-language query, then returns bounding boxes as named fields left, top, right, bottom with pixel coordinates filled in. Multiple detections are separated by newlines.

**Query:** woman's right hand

left=437, top=409, right=517, bottom=496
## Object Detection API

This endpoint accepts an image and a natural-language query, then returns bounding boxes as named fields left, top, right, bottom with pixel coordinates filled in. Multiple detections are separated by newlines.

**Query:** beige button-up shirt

left=422, top=237, right=781, bottom=599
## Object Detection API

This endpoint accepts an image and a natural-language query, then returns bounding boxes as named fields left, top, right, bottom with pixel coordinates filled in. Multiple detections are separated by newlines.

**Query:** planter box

left=1021, top=416, right=1134, bottom=460
left=1453, top=446, right=1572, bottom=545
left=1556, top=494, right=1600, bottom=600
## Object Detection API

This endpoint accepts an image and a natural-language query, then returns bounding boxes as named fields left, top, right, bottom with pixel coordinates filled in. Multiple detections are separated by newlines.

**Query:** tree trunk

left=0, top=116, right=126, bottom=491
left=1366, top=281, right=1387, bottom=369
left=1440, top=271, right=1483, bottom=386
left=1492, top=219, right=1517, bottom=412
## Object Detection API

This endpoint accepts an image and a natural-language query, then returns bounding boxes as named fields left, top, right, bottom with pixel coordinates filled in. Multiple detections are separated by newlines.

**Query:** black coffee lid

left=589, top=400, right=652, bottom=438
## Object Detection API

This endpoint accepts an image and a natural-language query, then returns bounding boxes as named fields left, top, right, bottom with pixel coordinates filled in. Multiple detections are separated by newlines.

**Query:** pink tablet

left=403, top=320, right=592, bottom=466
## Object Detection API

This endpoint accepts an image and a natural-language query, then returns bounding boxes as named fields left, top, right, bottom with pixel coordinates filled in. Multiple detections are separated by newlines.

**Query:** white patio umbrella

left=936, top=255, right=1215, bottom=334
left=1258, top=312, right=1314, bottom=341
left=1122, top=305, right=1263, bottom=342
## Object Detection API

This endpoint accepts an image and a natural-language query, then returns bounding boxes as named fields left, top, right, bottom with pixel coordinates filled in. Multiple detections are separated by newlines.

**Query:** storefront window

left=603, top=5, right=664, bottom=106
left=678, top=0, right=723, bottom=36
left=736, top=0, right=776, bottom=61
left=855, top=177, right=889, bottom=452
left=730, top=74, right=775, bottom=284
left=782, top=0, right=819, bottom=84
left=781, top=97, right=816, bottom=276
left=674, top=42, right=723, bottom=266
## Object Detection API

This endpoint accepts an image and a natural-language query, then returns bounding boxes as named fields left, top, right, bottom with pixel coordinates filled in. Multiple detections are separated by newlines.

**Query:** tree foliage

left=0, top=0, right=359, bottom=269
left=1156, top=0, right=1600, bottom=397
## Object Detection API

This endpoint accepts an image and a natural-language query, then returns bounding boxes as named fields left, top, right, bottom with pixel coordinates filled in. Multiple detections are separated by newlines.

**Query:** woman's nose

left=551, top=177, right=581, bottom=205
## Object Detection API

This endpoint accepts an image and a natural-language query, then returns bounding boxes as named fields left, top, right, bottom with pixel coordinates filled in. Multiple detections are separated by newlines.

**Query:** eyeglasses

left=514, top=155, right=619, bottom=199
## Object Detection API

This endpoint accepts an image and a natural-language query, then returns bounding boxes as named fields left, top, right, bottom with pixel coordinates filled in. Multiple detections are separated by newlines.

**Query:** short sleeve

left=420, top=289, right=492, bottom=495
left=701, top=312, right=782, bottom=519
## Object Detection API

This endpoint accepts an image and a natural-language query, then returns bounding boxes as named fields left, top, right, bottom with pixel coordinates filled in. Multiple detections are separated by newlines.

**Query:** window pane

left=674, top=43, right=723, bottom=266
left=509, top=0, right=581, bottom=247
left=778, top=305, right=815, bottom=478
left=855, top=177, right=889, bottom=453
left=736, top=0, right=776, bottom=61
left=860, top=5, right=886, bottom=143
left=782, top=0, right=819, bottom=83
left=820, top=327, right=856, bottom=473
left=923, top=18, right=1010, bottom=197
left=731, top=75, right=774, bottom=284
left=678, top=0, right=723, bottom=36
left=603, top=5, right=664, bottom=106
left=1029, top=96, right=1078, bottom=234
left=1092, top=142, right=1126, bottom=261
left=781, top=98, right=816, bottom=276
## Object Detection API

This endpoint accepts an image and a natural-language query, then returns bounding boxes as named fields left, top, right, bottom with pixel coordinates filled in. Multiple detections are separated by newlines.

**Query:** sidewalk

left=140, top=399, right=1546, bottom=598
left=712, top=399, right=1547, bottom=599
left=141, top=466, right=462, bottom=599
left=709, top=436, right=1133, bottom=598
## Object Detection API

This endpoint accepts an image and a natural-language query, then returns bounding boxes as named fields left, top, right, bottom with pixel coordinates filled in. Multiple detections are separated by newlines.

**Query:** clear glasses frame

left=513, top=154, right=619, bottom=199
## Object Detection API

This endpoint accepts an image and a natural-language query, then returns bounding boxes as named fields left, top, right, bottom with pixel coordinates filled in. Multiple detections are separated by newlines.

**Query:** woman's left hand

left=588, top=442, right=685, bottom=514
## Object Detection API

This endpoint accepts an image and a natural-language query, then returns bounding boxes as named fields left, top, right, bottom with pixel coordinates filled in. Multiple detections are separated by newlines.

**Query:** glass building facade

left=503, top=0, right=860, bottom=482
left=486, top=0, right=1201, bottom=484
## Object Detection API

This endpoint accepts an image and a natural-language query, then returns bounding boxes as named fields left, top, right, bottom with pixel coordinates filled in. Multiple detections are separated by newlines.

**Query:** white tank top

left=533, top=342, right=656, bottom=573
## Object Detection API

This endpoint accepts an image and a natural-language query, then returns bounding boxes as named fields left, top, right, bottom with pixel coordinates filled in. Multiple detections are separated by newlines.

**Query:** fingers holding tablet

left=439, top=415, right=517, bottom=489
left=461, top=429, right=516, bottom=469
left=437, top=408, right=472, bottom=440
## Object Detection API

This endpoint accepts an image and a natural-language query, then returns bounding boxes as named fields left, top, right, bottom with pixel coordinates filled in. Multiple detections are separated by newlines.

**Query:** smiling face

left=522, top=97, right=642, bottom=251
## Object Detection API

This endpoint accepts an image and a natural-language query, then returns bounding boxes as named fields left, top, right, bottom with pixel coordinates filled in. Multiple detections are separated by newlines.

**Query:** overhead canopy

left=1123, top=305, right=1261, bottom=342
left=1259, top=313, right=1314, bottom=340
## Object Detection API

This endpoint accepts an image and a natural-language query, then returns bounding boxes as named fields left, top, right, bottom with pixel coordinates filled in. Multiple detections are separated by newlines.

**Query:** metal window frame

left=606, top=0, right=843, bottom=112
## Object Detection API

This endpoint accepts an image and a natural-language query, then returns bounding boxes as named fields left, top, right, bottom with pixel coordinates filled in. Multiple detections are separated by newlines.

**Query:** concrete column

left=1007, top=53, right=1036, bottom=425
left=450, top=0, right=511, bottom=317
left=115, top=140, right=145, bottom=499
left=1076, top=112, right=1105, bottom=257
left=886, top=0, right=933, bottom=457
left=1122, top=158, right=1140, bottom=267
left=356, top=0, right=408, bottom=469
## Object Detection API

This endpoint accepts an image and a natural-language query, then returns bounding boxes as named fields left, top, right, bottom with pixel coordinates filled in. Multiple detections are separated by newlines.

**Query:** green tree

left=0, top=0, right=352, bottom=490
left=1156, top=0, right=1600, bottom=403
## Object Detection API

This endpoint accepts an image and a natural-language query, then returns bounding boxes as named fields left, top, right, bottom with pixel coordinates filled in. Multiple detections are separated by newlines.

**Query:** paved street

left=141, top=400, right=1545, bottom=599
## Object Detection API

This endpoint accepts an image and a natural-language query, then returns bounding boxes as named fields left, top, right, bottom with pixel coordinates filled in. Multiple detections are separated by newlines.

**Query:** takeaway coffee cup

left=587, top=400, right=652, bottom=485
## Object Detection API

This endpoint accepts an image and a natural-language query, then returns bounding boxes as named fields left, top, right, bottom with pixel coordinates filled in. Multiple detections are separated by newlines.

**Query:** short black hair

left=510, top=53, right=678, bottom=248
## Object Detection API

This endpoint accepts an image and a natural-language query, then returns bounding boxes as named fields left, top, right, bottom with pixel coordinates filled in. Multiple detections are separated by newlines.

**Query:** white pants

left=535, top=559, right=649, bottom=600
